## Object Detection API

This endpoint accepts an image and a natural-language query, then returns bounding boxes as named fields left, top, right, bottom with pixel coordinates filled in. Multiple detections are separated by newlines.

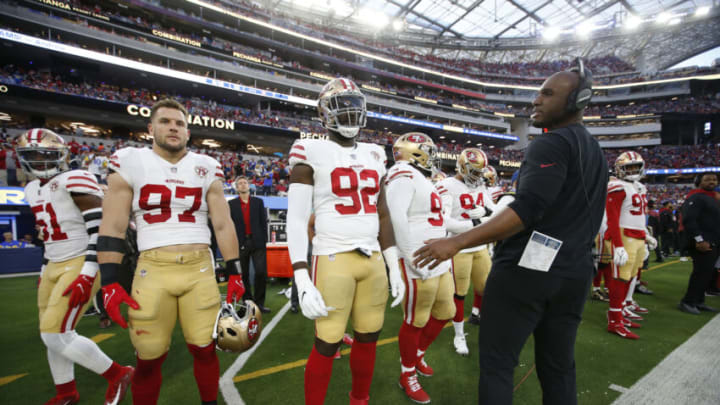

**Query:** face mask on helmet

left=17, top=148, right=68, bottom=179
left=321, top=93, right=366, bottom=138
left=619, top=162, right=644, bottom=181
left=212, top=301, right=262, bottom=353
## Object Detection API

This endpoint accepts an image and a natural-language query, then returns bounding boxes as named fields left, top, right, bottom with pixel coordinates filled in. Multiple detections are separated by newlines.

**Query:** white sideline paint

left=609, top=384, right=629, bottom=394
left=0, top=272, right=40, bottom=279
left=612, top=313, right=720, bottom=405
left=220, top=301, right=292, bottom=405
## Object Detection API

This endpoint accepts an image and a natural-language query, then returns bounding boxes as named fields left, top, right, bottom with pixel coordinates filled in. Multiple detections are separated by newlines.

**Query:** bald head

left=531, top=71, right=583, bottom=130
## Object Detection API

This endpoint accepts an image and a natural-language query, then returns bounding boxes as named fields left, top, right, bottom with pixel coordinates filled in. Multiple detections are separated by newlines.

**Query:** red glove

left=62, top=274, right=95, bottom=308
left=102, top=282, right=139, bottom=329
left=227, top=275, right=246, bottom=303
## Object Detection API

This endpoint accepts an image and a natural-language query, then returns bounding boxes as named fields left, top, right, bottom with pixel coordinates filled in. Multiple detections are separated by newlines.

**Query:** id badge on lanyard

left=518, top=231, right=563, bottom=272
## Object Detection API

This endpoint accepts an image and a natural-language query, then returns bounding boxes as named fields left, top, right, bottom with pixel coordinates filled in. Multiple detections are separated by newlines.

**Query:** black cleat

left=469, top=313, right=481, bottom=325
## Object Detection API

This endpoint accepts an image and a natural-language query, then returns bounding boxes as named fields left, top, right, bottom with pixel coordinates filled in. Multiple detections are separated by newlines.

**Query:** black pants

left=661, top=232, right=675, bottom=256
left=240, top=246, right=267, bottom=306
left=477, top=266, right=592, bottom=405
left=682, top=245, right=720, bottom=306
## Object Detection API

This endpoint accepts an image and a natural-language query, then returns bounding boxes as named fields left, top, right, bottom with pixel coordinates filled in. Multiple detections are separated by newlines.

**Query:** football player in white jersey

left=605, top=152, right=657, bottom=339
left=287, top=78, right=404, bottom=405
left=17, top=129, right=133, bottom=405
left=385, top=133, right=455, bottom=404
left=434, top=148, right=494, bottom=355
left=97, top=99, right=246, bottom=405
left=484, top=166, right=503, bottom=203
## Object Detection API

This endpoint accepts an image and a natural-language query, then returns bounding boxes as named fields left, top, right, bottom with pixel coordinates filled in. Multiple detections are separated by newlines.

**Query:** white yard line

left=612, top=313, right=720, bottom=405
left=0, top=272, right=40, bottom=279
left=220, top=301, right=291, bottom=405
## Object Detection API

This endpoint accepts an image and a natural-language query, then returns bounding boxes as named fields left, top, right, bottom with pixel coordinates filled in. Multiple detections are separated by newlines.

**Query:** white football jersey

left=385, top=162, right=450, bottom=279
left=87, top=154, right=109, bottom=178
left=288, top=139, right=387, bottom=255
left=25, top=170, right=103, bottom=262
left=435, top=176, right=494, bottom=253
left=489, top=186, right=503, bottom=203
left=607, top=178, right=647, bottom=232
left=109, top=147, right=223, bottom=252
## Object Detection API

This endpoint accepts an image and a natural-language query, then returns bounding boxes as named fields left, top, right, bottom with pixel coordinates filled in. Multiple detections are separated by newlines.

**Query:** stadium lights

left=669, top=18, right=681, bottom=25
left=329, top=0, right=353, bottom=17
left=624, top=15, right=643, bottom=30
left=543, top=26, right=561, bottom=41
left=358, top=8, right=389, bottom=29
left=575, top=20, right=595, bottom=38
left=695, top=6, right=710, bottom=16
left=392, top=19, right=404, bottom=31
left=656, top=12, right=672, bottom=24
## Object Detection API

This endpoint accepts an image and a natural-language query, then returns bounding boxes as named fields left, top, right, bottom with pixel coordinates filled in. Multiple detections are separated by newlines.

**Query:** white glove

left=467, top=206, right=486, bottom=219
left=383, top=247, right=405, bottom=308
left=643, top=245, right=650, bottom=261
left=613, top=247, right=629, bottom=267
left=646, top=235, right=658, bottom=251
left=294, top=269, right=332, bottom=320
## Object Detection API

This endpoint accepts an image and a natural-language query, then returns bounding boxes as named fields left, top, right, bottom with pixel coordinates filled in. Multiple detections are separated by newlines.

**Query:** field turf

left=1, top=256, right=717, bottom=404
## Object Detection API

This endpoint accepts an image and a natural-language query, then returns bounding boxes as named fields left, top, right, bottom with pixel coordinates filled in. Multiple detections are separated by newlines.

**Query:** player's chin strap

left=287, top=183, right=313, bottom=265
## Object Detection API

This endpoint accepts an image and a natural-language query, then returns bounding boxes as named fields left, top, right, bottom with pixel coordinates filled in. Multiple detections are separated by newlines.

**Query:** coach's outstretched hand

left=414, top=238, right=462, bottom=270
left=102, top=282, right=139, bottom=329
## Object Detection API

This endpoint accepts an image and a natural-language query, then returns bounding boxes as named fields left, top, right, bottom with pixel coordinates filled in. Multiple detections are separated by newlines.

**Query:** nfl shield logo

left=195, top=166, right=208, bottom=178
left=171, top=167, right=177, bottom=173
left=50, top=181, right=59, bottom=192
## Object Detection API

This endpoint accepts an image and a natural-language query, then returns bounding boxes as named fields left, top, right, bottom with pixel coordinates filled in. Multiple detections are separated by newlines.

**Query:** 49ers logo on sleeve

left=195, top=166, right=208, bottom=178
left=407, top=134, right=427, bottom=143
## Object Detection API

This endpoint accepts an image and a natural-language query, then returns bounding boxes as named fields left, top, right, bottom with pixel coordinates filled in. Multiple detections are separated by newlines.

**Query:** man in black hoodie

left=678, top=172, right=720, bottom=314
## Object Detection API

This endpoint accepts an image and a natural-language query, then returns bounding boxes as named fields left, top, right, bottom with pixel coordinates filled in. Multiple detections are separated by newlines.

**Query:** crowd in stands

left=603, top=145, right=720, bottom=169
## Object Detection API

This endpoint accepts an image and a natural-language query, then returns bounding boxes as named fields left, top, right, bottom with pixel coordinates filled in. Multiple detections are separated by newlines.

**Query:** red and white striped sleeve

left=385, top=167, right=413, bottom=185
left=65, top=171, right=102, bottom=195
left=288, top=140, right=311, bottom=169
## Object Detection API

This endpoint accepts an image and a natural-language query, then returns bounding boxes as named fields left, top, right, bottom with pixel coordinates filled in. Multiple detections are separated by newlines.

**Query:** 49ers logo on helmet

left=195, top=166, right=208, bottom=178
left=407, top=134, right=426, bottom=143
left=247, top=318, right=260, bottom=341
left=466, top=151, right=479, bottom=162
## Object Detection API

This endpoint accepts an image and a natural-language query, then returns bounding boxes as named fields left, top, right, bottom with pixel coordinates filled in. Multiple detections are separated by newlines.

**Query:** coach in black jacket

left=229, top=176, right=271, bottom=313
left=414, top=60, right=607, bottom=405
left=678, top=172, right=720, bottom=314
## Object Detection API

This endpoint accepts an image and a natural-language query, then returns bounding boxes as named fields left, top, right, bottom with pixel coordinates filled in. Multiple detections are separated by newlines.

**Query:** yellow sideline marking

left=91, top=333, right=115, bottom=344
left=645, top=259, right=681, bottom=272
left=0, top=373, right=28, bottom=386
left=232, top=320, right=457, bottom=383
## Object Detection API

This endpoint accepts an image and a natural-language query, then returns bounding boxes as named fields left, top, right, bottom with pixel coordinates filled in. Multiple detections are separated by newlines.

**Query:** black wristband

left=97, top=236, right=126, bottom=253
left=99, top=263, right=120, bottom=286
left=226, top=258, right=242, bottom=276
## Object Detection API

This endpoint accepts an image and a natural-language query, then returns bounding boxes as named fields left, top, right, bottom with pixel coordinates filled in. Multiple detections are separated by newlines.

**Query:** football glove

left=227, top=275, right=246, bottom=304
left=383, top=246, right=405, bottom=308
left=643, top=245, right=650, bottom=261
left=467, top=206, right=487, bottom=220
left=613, top=247, right=629, bottom=267
left=102, top=282, right=139, bottom=329
left=62, top=274, right=95, bottom=308
left=294, top=269, right=332, bottom=320
left=645, top=234, right=658, bottom=251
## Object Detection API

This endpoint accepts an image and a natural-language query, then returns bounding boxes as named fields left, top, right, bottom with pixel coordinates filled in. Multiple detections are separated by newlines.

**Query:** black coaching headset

left=566, top=57, right=594, bottom=113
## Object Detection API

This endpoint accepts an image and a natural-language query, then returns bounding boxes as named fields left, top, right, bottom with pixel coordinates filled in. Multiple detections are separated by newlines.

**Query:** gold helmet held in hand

left=317, top=78, right=366, bottom=138
left=393, top=132, right=438, bottom=175
left=483, top=166, right=498, bottom=187
left=15, top=128, right=69, bottom=179
left=615, top=151, right=645, bottom=182
left=213, top=301, right=262, bottom=353
left=456, top=148, right=488, bottom=188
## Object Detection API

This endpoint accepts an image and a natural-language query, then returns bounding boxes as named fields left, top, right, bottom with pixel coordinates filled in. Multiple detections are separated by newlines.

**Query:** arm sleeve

left=441, top=194, right=473, bottom=234
left=79, top=207, right=102, bottom=277
left=508, top=135, right=570, bottom=228
left=384, top=176, right=414, bottom=258
left=681, top=195, right=702, bottom=240
left=287, top=183, right=313, bottom=265
left=605, top=189, right=626, bottom=247
left=108, top=148, right=133, bottom=187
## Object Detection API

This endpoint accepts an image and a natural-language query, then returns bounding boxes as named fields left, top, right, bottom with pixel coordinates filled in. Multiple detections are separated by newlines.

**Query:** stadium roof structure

left=269, top=0, right=720, bottom=72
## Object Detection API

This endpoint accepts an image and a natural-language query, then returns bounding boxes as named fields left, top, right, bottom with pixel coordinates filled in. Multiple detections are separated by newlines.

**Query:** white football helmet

left=15, top=128, right=69, bottom=179
left=317, top=78, right=366, bottom=138
left=615, top=151, right=645, bottom=182
left=213, top=301, right=262, bottom=353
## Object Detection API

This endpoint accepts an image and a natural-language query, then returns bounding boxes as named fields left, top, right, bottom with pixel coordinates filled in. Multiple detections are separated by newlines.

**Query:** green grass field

left=1, top=257, right=718, bottom=404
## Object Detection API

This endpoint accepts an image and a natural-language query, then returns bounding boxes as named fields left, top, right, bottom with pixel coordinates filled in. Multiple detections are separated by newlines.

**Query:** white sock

left=626, top=276, right=637, bottom=303
left=453, top=321, right=464, bottom=337
left=471, top=307, right=480, bottom=316
left=47, top=347, right=74, bottom=385
left=42, top=332, right=113, bottom=375
left=416, top=349, right=425, bottom=358
left=401, top=364, right=415, bottom=374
